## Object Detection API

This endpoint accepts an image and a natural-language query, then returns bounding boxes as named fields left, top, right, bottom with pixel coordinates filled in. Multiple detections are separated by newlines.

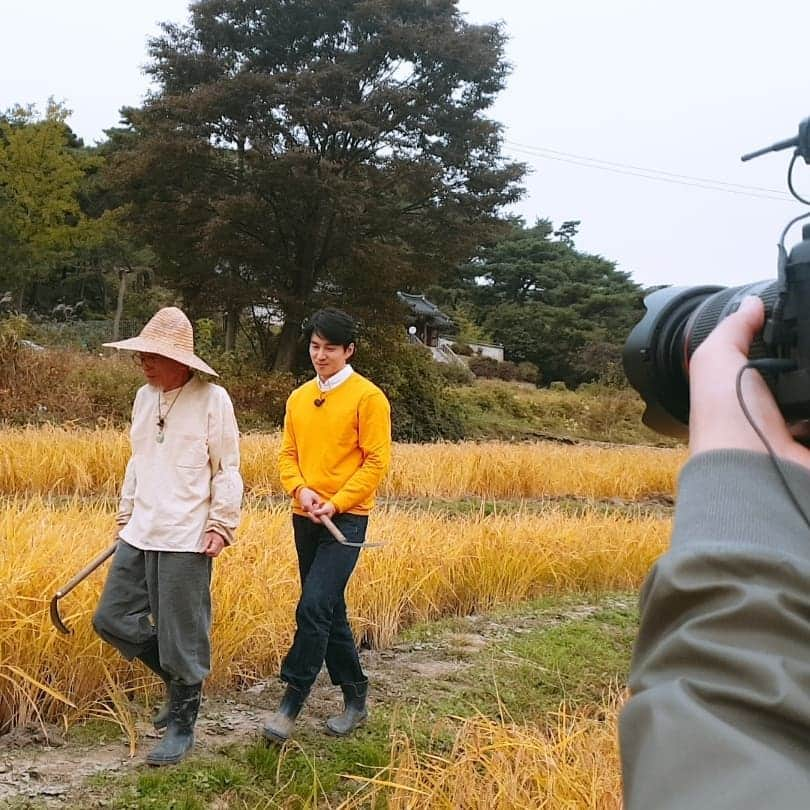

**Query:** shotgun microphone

left=741, top=118, right=810, bottom=163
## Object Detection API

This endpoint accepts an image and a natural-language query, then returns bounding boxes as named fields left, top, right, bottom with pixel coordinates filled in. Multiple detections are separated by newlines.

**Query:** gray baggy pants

left=92, top=540, right=212, bottom=685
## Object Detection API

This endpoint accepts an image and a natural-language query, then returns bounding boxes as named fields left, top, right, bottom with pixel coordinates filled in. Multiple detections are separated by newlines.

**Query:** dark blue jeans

left=280, top=513, right=368, bottom=693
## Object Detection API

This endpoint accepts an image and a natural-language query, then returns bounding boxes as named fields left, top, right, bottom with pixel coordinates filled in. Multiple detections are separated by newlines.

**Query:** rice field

left=0, top=426, right=680, bottom=808
left=0, top=496, right=667, bottom=732
left=0, top=426, right=684, bottom=500
left=343, top=695, right=625, bottom=810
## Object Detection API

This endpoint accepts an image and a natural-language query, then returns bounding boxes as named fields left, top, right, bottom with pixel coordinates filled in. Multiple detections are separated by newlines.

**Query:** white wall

left=438, top=336, right=505, bottom=362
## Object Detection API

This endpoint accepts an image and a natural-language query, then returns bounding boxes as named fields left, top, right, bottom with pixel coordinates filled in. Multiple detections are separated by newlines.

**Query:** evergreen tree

left=444, top=219, right=644, bottom=386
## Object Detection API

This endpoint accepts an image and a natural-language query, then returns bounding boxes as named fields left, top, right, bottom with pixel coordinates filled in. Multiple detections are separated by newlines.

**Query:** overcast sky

left=3, top=0, right=809, bottom=289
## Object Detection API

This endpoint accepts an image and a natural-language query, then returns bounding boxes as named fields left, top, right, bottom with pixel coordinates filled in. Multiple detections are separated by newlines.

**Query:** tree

left=0, top=101, right=101, bottom=308
left=449, top=219, right=644, bottom=386
left=73, top=133, right=161, bottom=330
left=553, top=219, right=580, bottom=247
left=107, top=0, right=525, bottom=368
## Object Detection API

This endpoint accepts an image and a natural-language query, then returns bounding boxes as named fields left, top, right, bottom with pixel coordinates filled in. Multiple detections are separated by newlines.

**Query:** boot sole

left=262, top=727, right=291, bottom=745
left=146, top=756, right=188, bottom=766
left=146, top=746, right=193, bottom=767
left=324, top=714, right=368, bottom=737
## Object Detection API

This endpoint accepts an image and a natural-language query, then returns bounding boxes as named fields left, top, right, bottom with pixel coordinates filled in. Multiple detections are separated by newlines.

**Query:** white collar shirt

left=116, top=375, right=243, bottom=552
left=316, top=364, right=354, bottom=393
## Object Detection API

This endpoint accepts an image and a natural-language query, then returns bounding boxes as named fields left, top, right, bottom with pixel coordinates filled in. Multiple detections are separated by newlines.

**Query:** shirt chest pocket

left=176, top=436, right=209, bottom=469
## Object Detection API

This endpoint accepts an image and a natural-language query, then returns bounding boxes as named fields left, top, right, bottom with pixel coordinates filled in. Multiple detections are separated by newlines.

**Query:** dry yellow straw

left=340, top=693, right=625, bottom=810
left=0, top=427, right=685, bottom=500
left=0, top=497, right=667, bottom=732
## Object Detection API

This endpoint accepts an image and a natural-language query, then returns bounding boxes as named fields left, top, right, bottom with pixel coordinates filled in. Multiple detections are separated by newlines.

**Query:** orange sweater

left=278, top=373, right=392, bottom=515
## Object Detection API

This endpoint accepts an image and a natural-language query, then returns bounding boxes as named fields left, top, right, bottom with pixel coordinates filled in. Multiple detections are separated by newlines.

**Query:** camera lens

left=623, top=281, right=778, bottom=438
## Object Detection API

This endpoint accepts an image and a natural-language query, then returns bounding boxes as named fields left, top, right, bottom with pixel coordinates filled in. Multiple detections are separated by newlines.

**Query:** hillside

left=1, top=334, right=673, bottom=446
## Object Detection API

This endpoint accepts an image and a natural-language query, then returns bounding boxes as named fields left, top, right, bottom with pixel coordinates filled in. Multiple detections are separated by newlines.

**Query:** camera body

left=623, top=119, right=810, bottom=438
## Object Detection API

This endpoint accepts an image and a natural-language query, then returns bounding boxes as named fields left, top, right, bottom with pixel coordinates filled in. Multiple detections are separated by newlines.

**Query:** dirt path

left=0, top=602, right=611, bottom=808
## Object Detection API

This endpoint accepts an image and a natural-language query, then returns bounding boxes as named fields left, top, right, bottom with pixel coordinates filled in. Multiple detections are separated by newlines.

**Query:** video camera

left=623, top=118, right=810, bottom=439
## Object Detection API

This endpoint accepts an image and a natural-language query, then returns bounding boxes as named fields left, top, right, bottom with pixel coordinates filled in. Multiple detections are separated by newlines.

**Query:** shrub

left=516, top=361, right=540, bottom=385
left=467, top=355, right=500, bottom=379
left=472, top=384, right=532, bottom=419
left=0, top=341, right=141, bottom=426
left=0, top=314, right=33, bottom=346
left=437, top=361, right=475, bottom=386
left=468, top=355, right=521, bottom=381
left=495, top=360, right=518, bottom=381
left=1, top=319, right=468, bottom=440
left=225, top=372, right=297, bottom=431
left=574, top=341, right=627, bottom=387
left=65, top=360, right=142, bottom=418
left=356, top=329, right=466, bottom=441
left=450, top=341, right=474, bottom=356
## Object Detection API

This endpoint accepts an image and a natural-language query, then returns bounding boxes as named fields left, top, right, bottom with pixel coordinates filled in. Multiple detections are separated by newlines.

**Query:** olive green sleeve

left=620, top=450, right=810, bottom=809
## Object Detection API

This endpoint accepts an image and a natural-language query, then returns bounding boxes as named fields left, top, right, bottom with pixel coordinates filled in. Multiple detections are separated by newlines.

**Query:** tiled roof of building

left=397, top=292, right=454, bottom=329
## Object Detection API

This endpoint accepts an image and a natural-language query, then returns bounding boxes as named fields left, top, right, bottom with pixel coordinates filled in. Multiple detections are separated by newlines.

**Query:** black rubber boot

left=325, top=681, right=368, bottom=736
left=262, top=684, right=308, bottom=744
left=136, top=641, right=171, bottom=730
left=146, top=682, right=201, bottom=766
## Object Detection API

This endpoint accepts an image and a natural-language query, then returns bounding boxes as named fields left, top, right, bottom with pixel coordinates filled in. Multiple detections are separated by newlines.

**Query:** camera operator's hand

left=689, top=295, right=810, bottom=470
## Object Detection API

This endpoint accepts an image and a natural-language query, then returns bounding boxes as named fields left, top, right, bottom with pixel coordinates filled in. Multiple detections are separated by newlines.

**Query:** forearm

left=620, top=450, right=810, bottom=808
left=279, top=460, right=307, bottom=498
left=278, top=408, right=306, bottom=497
left=206, top=467, right=243, bottom=543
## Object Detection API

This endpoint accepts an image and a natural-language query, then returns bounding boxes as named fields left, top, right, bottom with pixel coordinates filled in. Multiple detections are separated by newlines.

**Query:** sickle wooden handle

left=320, top=515, right=384, bottom=548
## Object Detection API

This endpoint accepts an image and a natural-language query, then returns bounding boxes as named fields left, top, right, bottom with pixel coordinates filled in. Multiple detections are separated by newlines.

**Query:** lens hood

left=623, top=285, right=724, bottom=439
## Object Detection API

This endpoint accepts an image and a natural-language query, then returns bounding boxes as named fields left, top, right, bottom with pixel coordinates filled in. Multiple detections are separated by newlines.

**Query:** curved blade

left=48, top=542, right=117, bottom=635
left=50, top=594, right=72, bottom=635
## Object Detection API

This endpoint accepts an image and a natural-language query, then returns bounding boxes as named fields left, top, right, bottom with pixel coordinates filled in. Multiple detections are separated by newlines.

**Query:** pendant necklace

left=314, top=375, right=329, bottom=407
left=156, top=384, right=185, bottom=443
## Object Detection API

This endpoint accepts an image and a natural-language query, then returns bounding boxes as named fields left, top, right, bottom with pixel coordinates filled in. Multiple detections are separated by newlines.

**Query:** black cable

left=787, top=153, right=810, bottom=205
left=735, top=361, right=810, bottom=533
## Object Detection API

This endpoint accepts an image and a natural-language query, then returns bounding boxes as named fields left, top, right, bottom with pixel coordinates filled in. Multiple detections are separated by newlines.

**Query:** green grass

left=65, top=717, right=124, bottom=746
left=378, top=496, right=672, bottom=518
left=69, top=594, right=638, bottom=809
left=466, top=605, right=636, bottom=716
left=450, top=379, right=680, bottom=446
left=397, top=596, right=637, bottom=722
left=112, top=761, right=249, bottom=809
left=239, top=729, right=391, bottom=803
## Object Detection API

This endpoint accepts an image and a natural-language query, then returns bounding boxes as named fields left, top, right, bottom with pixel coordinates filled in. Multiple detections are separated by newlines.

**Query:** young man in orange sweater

left=263, top=308, right=392, bottom=743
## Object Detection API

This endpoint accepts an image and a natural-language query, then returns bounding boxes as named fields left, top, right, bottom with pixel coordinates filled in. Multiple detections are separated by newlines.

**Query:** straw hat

left=103, top=307, right=218, bottom=377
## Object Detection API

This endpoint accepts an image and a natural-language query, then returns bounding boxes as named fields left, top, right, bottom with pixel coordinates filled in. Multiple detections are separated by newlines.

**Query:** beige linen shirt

left=116, top=375, right=243, bottom=552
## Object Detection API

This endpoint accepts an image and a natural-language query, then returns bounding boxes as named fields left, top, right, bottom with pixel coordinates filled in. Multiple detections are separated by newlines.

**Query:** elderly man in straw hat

left=92, top=307, right=243, bottom=766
